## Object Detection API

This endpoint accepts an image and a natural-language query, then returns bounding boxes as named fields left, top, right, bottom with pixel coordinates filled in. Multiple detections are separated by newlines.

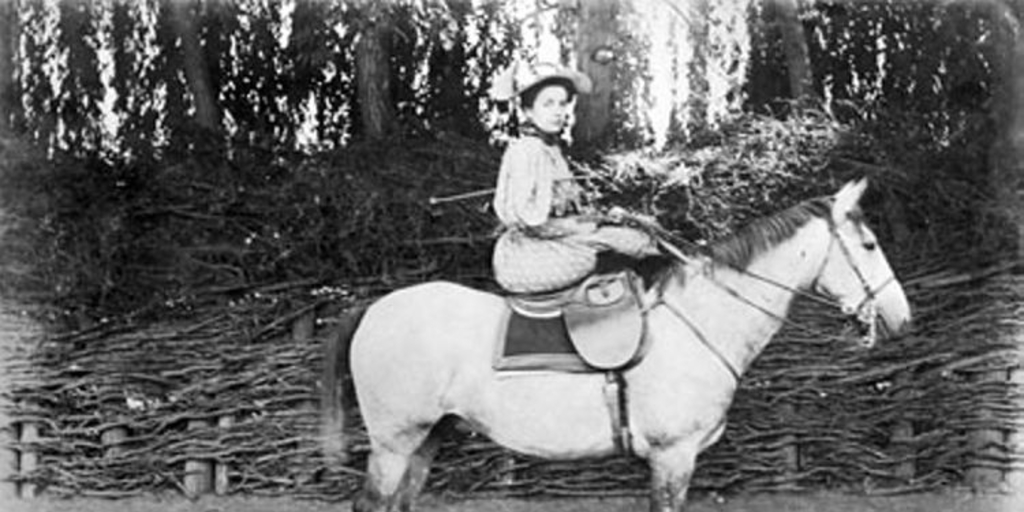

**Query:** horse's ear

left=832, top=178, right=868, bottom=223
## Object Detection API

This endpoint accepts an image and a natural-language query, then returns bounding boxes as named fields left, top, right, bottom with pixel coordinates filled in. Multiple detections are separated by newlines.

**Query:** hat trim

left=489, top=61, right=593, bottom=102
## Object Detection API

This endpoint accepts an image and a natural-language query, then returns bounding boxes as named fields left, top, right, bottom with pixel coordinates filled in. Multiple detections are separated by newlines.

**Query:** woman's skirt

left=492, top=220, right=657, bottom=294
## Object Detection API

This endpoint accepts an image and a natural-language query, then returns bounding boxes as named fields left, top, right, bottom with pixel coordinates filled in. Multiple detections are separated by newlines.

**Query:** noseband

left=819, top=216, right=897, bottom=345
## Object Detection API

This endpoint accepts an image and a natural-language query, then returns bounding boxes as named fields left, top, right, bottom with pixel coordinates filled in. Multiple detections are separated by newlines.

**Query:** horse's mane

left=707, top=196, right=837, bottom=270
left=648, top=194, right=867, bottom=291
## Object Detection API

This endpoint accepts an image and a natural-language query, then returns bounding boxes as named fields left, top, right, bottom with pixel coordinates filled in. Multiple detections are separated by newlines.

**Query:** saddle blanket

left=493, top=310, right=592, bottom=372
left=493, top=271, right=646, bottom=373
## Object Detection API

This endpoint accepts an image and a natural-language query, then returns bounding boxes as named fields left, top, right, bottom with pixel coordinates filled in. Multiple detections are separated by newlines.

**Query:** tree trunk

left=992, top=3, right=1024, bottom=254
left=431, top=0, right=476, bottom=137
left=687, top=0, right=711, bottom=127
left=169, top=0, right=221, bottom=133
left=355, top=2, right=397, bottom=140
left=0, top=0, right=19, bottom=136
left=974, top=0, right=1024, bottom=492
left=775, top=0, right=815, bottom=102
left=573, top=0, right=617, bottom=147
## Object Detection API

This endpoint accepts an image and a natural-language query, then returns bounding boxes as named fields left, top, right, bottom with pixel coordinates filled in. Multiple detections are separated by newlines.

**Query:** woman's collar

left=519, top=122, right=564, bottom=147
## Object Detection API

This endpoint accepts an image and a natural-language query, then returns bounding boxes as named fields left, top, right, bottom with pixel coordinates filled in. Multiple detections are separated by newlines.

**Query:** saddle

left=495, top=270, right=647, bottom=372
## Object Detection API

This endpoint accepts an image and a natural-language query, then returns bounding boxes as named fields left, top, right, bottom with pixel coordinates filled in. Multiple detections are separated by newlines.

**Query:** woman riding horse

left=489, top=61, right=660, bottom=293
left=322, top=179, right=912, bottom=512
left=321, top=60, right=913, bottom=512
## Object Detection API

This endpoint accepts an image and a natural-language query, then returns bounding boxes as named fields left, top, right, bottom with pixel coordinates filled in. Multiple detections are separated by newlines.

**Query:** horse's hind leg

left=354, top=425, right=436, bottom=512
left=355, top=446, right=413, bottom=512
left=395, top=426, right=445, bottom=512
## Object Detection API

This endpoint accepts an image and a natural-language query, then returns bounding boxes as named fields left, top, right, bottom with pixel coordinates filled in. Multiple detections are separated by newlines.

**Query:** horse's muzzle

left=858, top=309, right=912, bottom=347
left=879, top=312, right=912, bottom=340
left=843, top=304, right=910, bottom=348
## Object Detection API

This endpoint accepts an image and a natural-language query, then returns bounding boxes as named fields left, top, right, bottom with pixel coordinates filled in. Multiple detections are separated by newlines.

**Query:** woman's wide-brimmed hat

left=489, top=61, right=593, bottom=102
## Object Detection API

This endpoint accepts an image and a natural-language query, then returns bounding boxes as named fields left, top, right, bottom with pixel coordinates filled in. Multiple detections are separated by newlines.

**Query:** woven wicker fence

left=4, top=258, right=1022, bottom=499
left=3, top=113, right=1022, bottom=500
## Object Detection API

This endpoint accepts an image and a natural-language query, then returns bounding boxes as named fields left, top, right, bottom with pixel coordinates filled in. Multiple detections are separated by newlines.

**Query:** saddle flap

left=564, top=272, right=644, bottom=369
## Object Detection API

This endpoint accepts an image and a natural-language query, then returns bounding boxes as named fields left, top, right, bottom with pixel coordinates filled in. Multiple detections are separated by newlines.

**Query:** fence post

left=1006, top=275, right=1024, bottom=493
left=17, top=415, right=38, bottom=499
left=967, top=368, right=1008, bottom=490
left=780, top=402, right=800, bottom=488
left=0, top=388, right=16, bottom=504
left=0, top=413, right=14, bottom=504
left=184, top=419, right=213, bottom=497
left=215, top=415, right=234, bottom=495
left=1009, top=364, right=1024, bottom=493
left=2, top=303, right=40, bottom=503
left=497, top=451, right=517, bottom=488
left=101, top=423, right=127, bottom=458
left=292, top=311, right=318, bottom=486
left=891, top=370, right=916, bottom=481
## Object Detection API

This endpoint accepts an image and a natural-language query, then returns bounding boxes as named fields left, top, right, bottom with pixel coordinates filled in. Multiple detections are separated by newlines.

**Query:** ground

left=4, top=490, right=1020, bottom=512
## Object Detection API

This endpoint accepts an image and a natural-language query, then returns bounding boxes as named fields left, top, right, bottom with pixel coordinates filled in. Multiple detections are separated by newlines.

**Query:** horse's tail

left=320, top=304, right=367, bottom=465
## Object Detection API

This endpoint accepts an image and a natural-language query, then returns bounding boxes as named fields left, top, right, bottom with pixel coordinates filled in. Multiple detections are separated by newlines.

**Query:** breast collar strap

left=647, top=295, right=742, bottom=384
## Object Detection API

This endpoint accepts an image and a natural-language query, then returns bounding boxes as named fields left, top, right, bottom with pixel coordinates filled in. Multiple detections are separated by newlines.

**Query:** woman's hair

left=520, top=77, right=577, bottom=109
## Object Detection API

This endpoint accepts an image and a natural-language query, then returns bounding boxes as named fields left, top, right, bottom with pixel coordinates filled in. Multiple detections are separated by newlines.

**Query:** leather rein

left=645, top=215, right=896, bottom=385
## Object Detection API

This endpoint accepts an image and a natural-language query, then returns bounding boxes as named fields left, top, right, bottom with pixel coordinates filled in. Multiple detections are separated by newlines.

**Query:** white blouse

left=493, top=137, right=583, bottom=229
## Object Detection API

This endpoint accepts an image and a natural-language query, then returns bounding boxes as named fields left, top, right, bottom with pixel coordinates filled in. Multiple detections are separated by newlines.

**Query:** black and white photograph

left=0, top=1, right=1022, bottom=511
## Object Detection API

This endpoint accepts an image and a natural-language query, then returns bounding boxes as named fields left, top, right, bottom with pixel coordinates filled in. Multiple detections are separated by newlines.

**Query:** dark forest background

left=0, top=0, right=1021, bottom=328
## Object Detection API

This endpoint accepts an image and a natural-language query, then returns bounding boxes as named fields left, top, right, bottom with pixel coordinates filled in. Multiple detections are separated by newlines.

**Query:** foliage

left=11, top=0, right=521, bottom=157
left=592, top=108, right=846, bottom=243
left=0, top=136, right=51, bottom=298
left=0, top=0, right=1009, bottom=323
left=1, top=132, right=503, bottom=322
left=6, top=101, right=1002, bottom=327
left=5, top=1, right=1003, bottom=158
left=748, top=0, right=996, bottom=117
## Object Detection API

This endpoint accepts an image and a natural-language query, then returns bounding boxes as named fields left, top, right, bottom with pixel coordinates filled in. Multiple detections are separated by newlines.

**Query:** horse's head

left=812, top=179, right=912, bottom=345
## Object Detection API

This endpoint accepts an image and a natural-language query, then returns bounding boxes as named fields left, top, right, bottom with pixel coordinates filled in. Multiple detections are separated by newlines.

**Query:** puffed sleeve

left=493, top=139, right=552, bottom=228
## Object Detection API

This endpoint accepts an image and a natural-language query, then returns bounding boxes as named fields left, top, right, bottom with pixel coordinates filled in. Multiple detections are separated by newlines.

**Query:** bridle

left=823, top=215, right=897, bottom=325
left=648, top=214, right=897, bottom=385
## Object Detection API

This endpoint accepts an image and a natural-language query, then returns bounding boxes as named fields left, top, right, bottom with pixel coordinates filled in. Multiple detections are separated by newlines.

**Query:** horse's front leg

left=647, top=443, right=698, bottom=512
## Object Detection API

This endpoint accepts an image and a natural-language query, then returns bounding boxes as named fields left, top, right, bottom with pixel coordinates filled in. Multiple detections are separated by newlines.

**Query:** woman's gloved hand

left=604, top=206, right=657, bottom=225
left=604, top=206, right=629, bottom=224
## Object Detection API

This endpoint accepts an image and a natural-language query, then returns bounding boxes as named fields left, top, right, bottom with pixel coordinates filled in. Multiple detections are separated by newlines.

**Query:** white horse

left=321, top=179, right=911, bottom=512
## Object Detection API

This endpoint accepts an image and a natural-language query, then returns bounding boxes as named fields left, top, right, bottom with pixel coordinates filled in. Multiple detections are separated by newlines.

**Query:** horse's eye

left=864, top=241, right=877, bottom=251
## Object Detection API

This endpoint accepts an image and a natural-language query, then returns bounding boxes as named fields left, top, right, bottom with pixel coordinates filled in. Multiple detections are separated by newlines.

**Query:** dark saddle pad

left=495, top=271, right=646, bottom=372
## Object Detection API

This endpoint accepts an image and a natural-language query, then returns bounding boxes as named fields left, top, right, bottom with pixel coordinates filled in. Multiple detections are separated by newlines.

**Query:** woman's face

left=522, top=84, right=572, bottom=135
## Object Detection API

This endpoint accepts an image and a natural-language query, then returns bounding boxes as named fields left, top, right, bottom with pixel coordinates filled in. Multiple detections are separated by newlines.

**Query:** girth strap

left=603, top=371, right=634, bottom=456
